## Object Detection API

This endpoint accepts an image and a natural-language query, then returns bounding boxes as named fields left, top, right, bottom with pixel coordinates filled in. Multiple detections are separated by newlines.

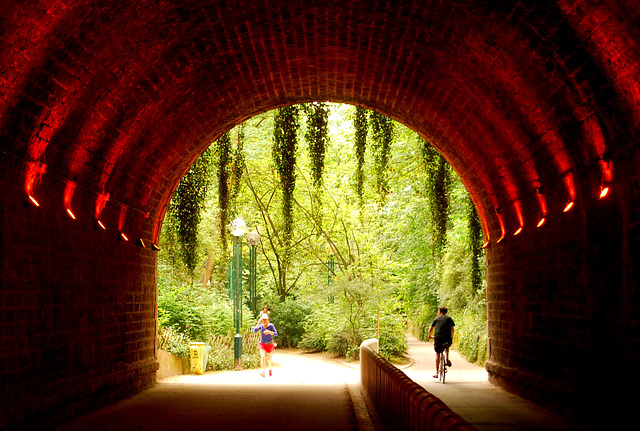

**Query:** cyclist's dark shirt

left=431, top=314, right=455, bottom=341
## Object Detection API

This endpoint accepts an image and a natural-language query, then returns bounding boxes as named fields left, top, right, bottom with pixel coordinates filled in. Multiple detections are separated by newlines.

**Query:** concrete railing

left=360, top=339, right=476, bottom=431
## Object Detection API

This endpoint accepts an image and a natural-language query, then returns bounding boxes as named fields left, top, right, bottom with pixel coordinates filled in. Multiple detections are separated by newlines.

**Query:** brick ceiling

left=1, top=0, right=638, bottom=244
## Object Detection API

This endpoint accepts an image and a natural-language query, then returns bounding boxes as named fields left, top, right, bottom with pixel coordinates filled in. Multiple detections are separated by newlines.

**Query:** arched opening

left=156, top=103, right=488, bottom=375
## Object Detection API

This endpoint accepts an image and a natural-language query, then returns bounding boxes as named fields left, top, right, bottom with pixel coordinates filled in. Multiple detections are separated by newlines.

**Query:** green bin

left=189, top=342, right=210, bottom=375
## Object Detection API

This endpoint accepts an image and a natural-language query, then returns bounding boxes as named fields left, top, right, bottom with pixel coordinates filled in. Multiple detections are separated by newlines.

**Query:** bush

left=377, top=305, right=408, bottom=360
left=299, top=293, right=408, bottom=362
left=299, top=303, right=339, bottom=352
left=269, top=300, right=312, bottom=348
left=158, top=288, right=207, bottom=341
left=158, top=326, right=190, bottom=358
left=298, top=332, right=327, bottom=352
left=206, top=333, right=261, bottom=371
left=456, top=307, right=487, bottom=365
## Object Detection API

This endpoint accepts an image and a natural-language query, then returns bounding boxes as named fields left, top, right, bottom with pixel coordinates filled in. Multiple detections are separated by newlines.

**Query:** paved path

left=401, top=335, right=584, bottom=430
left=55, top=336, right=584, bottom=430
left=55, top=350, right=362, bottom=431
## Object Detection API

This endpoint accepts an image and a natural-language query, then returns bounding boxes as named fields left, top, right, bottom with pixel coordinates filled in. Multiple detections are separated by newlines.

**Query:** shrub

left=158, top=326, right=190, bottom=358
left=269, top=300, right=312, bottom=348
left=206, top=333, right=260, bottom=371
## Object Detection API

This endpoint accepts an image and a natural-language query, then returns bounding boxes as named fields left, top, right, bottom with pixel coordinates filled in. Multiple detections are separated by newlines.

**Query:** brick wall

left=484, top=150, right=639, bottom=424
left=0, top=162, right=158, bottom=429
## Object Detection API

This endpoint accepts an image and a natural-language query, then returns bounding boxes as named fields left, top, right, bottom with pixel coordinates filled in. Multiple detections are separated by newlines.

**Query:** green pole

left=249, top=244, right=257, bottom=315
left=328, top=253, right=335, bottom=303
left=233, top=235, right=243, bottom=370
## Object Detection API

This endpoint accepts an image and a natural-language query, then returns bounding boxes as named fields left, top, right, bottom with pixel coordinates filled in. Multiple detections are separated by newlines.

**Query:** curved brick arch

left=0, top=0, right=638, bottom=428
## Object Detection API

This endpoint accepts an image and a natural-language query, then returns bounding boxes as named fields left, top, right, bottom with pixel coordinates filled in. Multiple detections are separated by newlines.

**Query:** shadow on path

left=403, top=335, right=584, bottom=431
left=55, top=337, right=584, bottom=431
left=55, top=350, right=361, bottom=431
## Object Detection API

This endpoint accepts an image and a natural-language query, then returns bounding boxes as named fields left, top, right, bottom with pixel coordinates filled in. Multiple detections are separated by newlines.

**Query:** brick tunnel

left=1, top=0, right=638, bottom=428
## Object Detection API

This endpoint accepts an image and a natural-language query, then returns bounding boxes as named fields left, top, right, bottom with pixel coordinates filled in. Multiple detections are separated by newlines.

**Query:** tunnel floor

left=53, top=338, right=582, bottom=431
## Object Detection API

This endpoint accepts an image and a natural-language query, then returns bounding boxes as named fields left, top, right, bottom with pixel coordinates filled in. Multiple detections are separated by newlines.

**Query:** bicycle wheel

left=442, top=358, right=446, bottom=384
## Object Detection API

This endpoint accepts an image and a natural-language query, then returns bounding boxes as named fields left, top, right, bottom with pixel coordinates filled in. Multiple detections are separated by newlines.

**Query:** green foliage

left=273, top=105, right=300, bottom=244
left=269, top=300, right=312, bottom=348
left=377, top=300, right=409, bottom=360
left=158, top=286, right=207, bottom=341
left=168, top=146, right=215, bottom=273
left=304, top=102, right=329, bottom=190
left=456, top=306, right=488, bottom=365
left=230, top=127, right=246, bottom=205
left=420, top=139, right=451, bottom=257
left=158, top=103, right=487, bottom=371
left=207, top=333, right=261, bottom=371
left=353, top=106, right=368, bottom=205
left=468, top=195, right=484, bottom=293
left=215, top=132, right=232, bottom=252
left=369, top=111, right=394, bottom=202
left=300, top=275, right=407, bottom=361
left=158, top=326, right=190, bottom=358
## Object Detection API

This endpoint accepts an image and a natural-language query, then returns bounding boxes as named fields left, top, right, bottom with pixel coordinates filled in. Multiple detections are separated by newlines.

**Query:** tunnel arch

left=1, top=0, right=638, bottom=428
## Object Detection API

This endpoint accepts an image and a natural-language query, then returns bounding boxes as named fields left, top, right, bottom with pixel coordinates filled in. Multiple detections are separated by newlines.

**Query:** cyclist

left=428, top=306, right=455, bottom=378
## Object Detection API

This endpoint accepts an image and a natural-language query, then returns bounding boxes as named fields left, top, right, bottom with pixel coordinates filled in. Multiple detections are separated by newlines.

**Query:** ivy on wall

left=353, top=106, right=368, bottom=205
left=369, top=111, right=394, bottom=203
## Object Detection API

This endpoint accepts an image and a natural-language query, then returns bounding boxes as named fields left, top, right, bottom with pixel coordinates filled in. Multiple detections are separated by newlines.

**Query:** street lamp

left=229, top=218, right=247, bottom=370
left=246, top=231, right=261, bottom=316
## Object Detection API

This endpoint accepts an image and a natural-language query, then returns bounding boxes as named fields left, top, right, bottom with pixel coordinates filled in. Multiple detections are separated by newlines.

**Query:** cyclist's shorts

left=434, top=338, right=452, bottom=354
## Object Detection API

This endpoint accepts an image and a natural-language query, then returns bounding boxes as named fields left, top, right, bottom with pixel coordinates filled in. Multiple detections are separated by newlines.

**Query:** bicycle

left=438, top=349, right=448, bottom=383
left=436, top=340, right=451, bottom=384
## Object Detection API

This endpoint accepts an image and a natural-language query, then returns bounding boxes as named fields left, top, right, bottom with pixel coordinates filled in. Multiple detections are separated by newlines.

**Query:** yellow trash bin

left=189, top=342, right=210, bottom=375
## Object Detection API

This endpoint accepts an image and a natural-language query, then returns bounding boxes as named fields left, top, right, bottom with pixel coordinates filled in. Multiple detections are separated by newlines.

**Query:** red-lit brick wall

left=0, top=161, right=158, bottom=428
left=0, top=0, right=639, bottom=427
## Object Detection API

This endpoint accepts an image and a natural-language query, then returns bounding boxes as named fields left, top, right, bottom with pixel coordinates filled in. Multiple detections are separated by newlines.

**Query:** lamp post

left=246, top=231, right=260, bottom=316
left=229, top=218, right=247, bottom=370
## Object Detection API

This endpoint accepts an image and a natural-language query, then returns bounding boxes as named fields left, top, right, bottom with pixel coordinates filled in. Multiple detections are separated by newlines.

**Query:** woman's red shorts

left=259, top=342, right=276, bottom=353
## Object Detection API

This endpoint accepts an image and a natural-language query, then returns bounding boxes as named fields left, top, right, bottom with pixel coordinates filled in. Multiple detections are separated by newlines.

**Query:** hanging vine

left=353, top=106, right=368, bottom=205
left=273, top=105, right=300, bottom=245
left=168, top=146, right=215, bottom=273
left=420, top=138, right=451, bottom=257
left=369, top=111, right=394, bottom=203
left=230, top=125, right=246, bottom=208
left=215, top=132, right=232, bottom=253
left=304, top=102, right=329, bottom=190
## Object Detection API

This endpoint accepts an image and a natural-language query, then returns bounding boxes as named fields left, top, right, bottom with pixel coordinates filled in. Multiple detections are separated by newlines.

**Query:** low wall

left=157, top=349, right=189, bottom=380
left=360, top=339, right=476, bottom=431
